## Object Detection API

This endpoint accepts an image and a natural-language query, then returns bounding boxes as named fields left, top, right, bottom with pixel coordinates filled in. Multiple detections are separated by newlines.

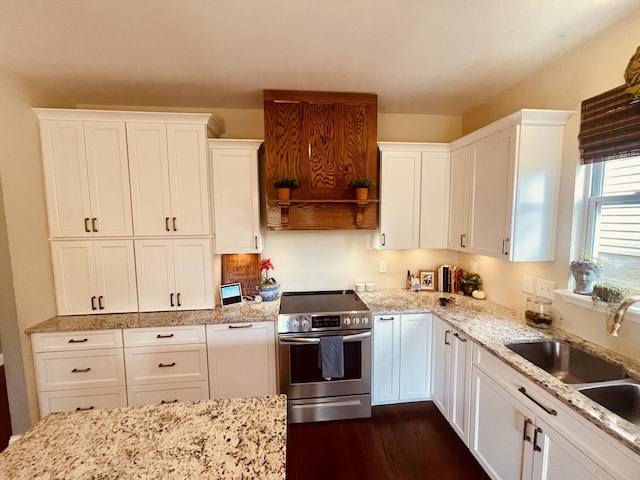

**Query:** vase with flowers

left=257, top=258, right=280, bottom=301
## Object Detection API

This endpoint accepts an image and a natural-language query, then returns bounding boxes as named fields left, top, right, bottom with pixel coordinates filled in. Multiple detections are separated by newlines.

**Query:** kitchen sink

left=578, top=382, right=640, bottom=427
left=504, top=340, right=628, bottom=384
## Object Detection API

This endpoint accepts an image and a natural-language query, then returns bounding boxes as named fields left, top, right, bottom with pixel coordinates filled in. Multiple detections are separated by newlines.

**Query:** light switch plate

left=470, top=262, right=478, bottom=273
left=536, top=278, right=556, bottom=300
left=378, top=260, right=387, bottom=273
left=522, top=275, right=534, bottom=294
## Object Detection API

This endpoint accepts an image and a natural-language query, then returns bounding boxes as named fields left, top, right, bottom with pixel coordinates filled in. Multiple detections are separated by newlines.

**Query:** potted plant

left=273, top=176, right=299, bottom=201
left=257, top=258, right=280, bottom=301
left=460, top=272, right=482, bottom=296
left=592, top=281, right=628, bottom=328
left=570, top=250, right=604, bottom=295
left=351, top=177, right=375, bottom=200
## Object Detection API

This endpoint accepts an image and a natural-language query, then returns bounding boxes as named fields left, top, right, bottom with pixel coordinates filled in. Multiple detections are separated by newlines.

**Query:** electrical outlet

left=470, top=261, right=478, bottom=273
left=522, top=275, right=534, bottom=294
left=536, top=278, right=556, bottom=301
left=378, top=260, right=387, bottom=273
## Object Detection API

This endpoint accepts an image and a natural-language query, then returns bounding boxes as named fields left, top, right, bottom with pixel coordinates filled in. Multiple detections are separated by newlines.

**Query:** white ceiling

left=1, top=0, right=639, bottom=114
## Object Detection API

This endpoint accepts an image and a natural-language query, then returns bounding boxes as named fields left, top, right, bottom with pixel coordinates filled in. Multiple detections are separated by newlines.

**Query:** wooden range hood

left=263, top=89, right=378, bottom=230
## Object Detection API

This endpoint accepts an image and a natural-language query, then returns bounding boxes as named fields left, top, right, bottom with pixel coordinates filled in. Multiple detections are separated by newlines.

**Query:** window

left=586, top=156, right=640, bottom=288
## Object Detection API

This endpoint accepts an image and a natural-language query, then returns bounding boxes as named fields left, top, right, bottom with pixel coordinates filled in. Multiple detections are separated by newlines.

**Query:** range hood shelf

left=275, top=199, right=379, bottom=228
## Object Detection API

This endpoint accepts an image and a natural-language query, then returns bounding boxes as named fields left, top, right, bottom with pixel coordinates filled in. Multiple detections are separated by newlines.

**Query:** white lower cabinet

left=32, top=330, right=127, bottom=416
left=123, top=325, right=209, bottom=406
left=373, top=313, right=432, bottom=405
left=206, top=322, right=276, bottom=399
left=431, top=314, right=473, bottom=444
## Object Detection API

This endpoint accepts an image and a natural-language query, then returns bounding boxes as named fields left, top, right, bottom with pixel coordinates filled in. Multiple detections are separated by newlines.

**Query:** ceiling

left=1, top=0, right=639, bottom=115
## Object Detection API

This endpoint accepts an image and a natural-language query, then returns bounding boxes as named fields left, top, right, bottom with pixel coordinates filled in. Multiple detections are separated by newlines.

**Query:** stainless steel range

left=278, top=290, right=372, bottom=424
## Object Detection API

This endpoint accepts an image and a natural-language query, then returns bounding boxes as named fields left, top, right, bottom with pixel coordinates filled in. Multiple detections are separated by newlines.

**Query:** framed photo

left=420, top=271, right=435, bottom=291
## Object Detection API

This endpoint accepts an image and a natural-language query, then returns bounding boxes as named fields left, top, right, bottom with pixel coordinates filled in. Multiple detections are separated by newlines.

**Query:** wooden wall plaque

left=222, top=254, right=261, bottom=297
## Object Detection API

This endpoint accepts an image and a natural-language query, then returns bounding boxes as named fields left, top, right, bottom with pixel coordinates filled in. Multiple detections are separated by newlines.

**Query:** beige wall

left=458, top=10, right=640, bottom=360
left=0, top=66, right=57, bottom=429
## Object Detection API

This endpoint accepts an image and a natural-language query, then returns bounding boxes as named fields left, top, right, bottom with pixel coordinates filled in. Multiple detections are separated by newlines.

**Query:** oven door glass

left=290, top=341, right=361, bottom=383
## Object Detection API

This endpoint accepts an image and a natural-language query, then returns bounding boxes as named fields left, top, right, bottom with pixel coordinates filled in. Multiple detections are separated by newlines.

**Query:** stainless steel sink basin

left=578, top=382, right=640, bottom=427
left=505, top=340, right=628, bottom=384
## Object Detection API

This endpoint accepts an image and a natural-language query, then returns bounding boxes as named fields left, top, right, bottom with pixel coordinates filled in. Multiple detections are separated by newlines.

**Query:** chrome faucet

left=610, top=295, right=640, bottom=336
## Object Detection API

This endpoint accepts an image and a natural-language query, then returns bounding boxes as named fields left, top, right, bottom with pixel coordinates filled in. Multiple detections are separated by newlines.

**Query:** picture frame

left=420, top=271, right=435, bottom=291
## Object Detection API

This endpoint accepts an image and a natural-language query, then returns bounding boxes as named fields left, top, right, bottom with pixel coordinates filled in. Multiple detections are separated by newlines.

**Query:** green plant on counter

left=273, top=176, right=299, bottom=189
left=592, top=281, right=628, bottom=330
left=351, top=177, right=375, bottom=189
left=460, top=272, right=482, bottom=296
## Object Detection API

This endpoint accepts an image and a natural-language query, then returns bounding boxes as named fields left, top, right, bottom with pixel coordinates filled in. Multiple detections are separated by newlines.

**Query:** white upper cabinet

left=449, top=109, right=573, bottom=261
left=377, top=143, right=450, bottom=250
left=209, top=139, right=263, bottom=254
left=37, top=118, right=132, bottom=238
left=128, top=123, right=210, bottom=236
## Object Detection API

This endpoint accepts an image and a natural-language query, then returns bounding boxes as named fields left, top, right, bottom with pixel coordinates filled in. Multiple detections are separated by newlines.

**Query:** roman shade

left=579, top=85, right=640, bottom=165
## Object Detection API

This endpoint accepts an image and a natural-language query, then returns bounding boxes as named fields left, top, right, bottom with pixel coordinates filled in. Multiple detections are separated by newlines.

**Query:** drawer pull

left=172, top=217, right=177, bottom=231
left=91, top=296, right=97, bottom=311
left=156, top=333, right=175, bottom=339
left=68, top=338, right=88, bottom=344
left=158, top=362, right=176, bottom=368
left=170, top=293, right=175, bottom=307
left=71, top=367, right=91, bottom=373
left=84, top=217, right=91, bottom=233
left=76, top=406, right=94, bottom=411
left=91, top=218, right=98, bottom=232
left=165, top=217, right=171, bottom=232
left=379, top=317, right=395, bottom=321
left=523, top=418, right=533, bottom=442
left=98, top=296, right=104, bottom=310
left=453, top=332, right=468, bottom=342
left=177, top=293, right=181, bottom=307
left=444, top=330, right=451, bottom=345
left=161, top=399, right=178, bottom=405
left=229, top=324, right=253, bottom=329
left=533, top=427, right=543, bottom=452
left=518, top=387, right=558, bottom=416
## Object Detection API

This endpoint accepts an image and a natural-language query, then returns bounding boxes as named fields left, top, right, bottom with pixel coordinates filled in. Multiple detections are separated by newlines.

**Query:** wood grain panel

left=264, top=90, right=378, bottom=230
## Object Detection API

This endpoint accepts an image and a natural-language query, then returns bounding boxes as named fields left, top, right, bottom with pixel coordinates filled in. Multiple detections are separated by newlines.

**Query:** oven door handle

left=280, top=331, right=371, bottom=345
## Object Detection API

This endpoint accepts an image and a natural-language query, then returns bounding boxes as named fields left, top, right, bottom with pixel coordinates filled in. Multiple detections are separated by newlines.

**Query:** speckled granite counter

left=0, top=395, right=287, bottom=479
left=25, top=300, right=280, bottom=334
left=359, top=289, right=640, bottom=455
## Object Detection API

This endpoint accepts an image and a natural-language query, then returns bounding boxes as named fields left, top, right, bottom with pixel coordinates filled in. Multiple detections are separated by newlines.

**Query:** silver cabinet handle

left=84, top=218, right=91, bottom=232
left=453, top=332, right=468, bottom=342
left=71, top=367, right=91, bottom=373
left=518, top=387, right=557, bottom=416
left=280, top=331, right=371, bottom=345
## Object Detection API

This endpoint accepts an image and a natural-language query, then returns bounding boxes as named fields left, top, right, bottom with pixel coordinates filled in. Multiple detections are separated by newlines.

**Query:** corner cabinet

left=372, top=313, right=432, bottom=405
left=376, top=143, right=450, bottom=250
left=448, top=109, right=573, bottom=261
left=209, top=139, right=263, bottom=254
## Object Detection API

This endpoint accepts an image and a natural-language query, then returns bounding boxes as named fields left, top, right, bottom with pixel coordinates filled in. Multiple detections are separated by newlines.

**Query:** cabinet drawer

left=32, top=330, right=123, bottom=353
left=127, top=381, right=209, bottom=406
left=122, top=325, right=206, bottom=347
left=38, top=386, right=127, bottom=416
left=35, top=348, right=125, bottom=391
left=125, top=344, right=208, bottom=385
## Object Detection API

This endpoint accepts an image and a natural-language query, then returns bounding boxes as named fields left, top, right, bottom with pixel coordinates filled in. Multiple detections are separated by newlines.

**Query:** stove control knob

left=362, top=316, right=369, bottom=325
left=301, top=319, right=310, bottom=329
left=354, top=317, right=360, bottom=325
left=344, top=317, right=351, bottom=326
left=293, top=319, right=300, bottom=328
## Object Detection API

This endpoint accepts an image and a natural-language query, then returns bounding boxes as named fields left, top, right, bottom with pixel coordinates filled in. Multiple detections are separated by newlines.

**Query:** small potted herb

left=460, top=272, right=482, bottom=296
left=273, top=176, right=299, bottom=201
left=592, top=281, right=628, bottom=328
left=351, top=177, right=375, bottom=200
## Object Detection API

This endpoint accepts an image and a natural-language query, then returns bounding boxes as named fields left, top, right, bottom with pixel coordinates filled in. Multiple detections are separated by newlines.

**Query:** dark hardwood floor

left=287, top=401, right=489, bottom=480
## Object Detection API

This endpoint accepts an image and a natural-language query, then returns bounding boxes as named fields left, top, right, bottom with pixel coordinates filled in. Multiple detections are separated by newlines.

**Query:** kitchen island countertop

left=0, top=395, right=287, bottom=479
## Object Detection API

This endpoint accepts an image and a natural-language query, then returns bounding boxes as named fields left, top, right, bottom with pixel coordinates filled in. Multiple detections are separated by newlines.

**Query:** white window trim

left=555, top=289, right=640, bottom=324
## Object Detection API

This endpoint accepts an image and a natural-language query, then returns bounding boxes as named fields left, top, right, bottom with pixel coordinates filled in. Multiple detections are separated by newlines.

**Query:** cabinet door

left=372, top=315, right=401, bottom=405
left=447, top=146, right=471, bottom=251
left=93, top=240, right=137, bottom=313
left=127, top=123, right=172, bottom=235
left=167, top=124, right=210, bottom=235
left=469, top=128, right=515, bottom=259
left=210, top=146, right=261, bottom=253
left=135, top=239, right=176, bottom=312
left=420, top=150, right=450, bottom=249
left=207, top=322, right=276, bottom=399
left=431, top=315, right=450, bottom=416
left=399, top=313, right=431, bottom=401
left=379, top=151, right=422, bottom=249
left=50, top=241, right=98, bottom=315
left=470, top=366, right=532, bottom=480
left=83, top=121, right=133, bottom=236
left=39, top=120, right=93, bottom=237
left=450, top=330, right=472, bottom=445
left=173, top=238, right=213, bottom=310
left=532, top=417, right=614, bottom=480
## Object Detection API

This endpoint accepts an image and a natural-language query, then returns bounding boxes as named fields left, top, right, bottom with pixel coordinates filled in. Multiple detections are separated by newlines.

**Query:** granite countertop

left=0, top=395, right=287, bottom=479
left=25, top=300, right=281, bottom=334
left=359, top=289, right=640, bottom=455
